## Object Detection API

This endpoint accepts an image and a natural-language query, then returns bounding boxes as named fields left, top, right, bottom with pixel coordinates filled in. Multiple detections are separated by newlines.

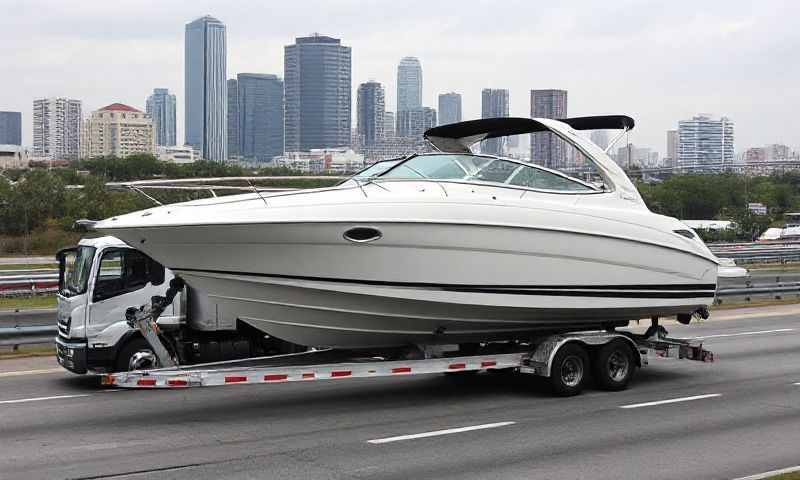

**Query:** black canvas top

left=424, top=115, right=634, bottom=143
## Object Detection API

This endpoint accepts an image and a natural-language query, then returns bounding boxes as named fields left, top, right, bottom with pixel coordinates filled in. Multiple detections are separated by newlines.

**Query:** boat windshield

left=379, top=154, right=597, bottom=192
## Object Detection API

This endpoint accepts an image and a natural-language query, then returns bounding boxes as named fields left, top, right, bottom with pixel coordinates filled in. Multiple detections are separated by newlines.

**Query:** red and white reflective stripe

left=225, top=375, right=248, bottom=383
left=448, top=363, right=466, bottom=370
left=264, top=374, right=288, bottom=382
left=137, top=378, right=157, bottom=386
left=481, top=360, right=497, bottom=368
left=167, top=378, right=188, bottom=387
left=330, top=370, right=352, bottom=378
left=392, top=367, right=412, bottom=374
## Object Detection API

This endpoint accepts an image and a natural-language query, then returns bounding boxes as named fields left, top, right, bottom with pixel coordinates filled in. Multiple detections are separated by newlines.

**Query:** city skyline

left=1, top=1, right=799, bottom=153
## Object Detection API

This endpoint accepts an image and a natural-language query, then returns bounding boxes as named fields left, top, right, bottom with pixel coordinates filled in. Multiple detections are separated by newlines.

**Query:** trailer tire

left=593, top=340, right=635, bottom=391
left=115, top=338, right=159, bottom=372
left=549, top=343, right=589, bottom=396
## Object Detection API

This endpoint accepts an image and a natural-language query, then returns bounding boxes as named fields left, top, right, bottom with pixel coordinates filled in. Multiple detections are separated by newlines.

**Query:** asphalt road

left=0, top=305, right=799, bottom=479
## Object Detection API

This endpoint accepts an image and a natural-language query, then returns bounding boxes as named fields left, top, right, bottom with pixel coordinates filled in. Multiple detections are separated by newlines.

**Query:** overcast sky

left=2, top=0, right=798, bottom=154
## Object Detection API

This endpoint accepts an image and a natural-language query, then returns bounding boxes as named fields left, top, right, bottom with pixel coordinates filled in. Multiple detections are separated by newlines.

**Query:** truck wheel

left=115, top=338, right=159, bottom=372
left=549, top=343, right=588, bottom=396
left=593, top=340, right=635, bottom=391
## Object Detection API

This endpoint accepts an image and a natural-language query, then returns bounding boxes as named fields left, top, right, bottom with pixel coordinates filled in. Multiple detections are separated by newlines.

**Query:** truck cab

left=55, top=236, right=180, bottom=373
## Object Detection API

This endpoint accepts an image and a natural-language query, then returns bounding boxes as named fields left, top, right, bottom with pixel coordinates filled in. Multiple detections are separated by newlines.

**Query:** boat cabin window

left=379, top=154, right=595, bottom=192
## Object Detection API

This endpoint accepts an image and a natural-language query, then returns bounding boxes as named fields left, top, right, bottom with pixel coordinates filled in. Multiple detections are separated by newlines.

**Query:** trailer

left=102, top=283, right=713, bottom=396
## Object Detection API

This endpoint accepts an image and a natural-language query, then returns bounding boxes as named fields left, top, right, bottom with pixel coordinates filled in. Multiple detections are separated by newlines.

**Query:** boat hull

left=104, top=220, right=717, bottom=348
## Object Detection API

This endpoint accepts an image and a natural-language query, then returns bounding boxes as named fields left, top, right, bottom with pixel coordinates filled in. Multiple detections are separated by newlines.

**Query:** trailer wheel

left=549, top=343, right=589, bottom=396
left=115, top=338, right=159, bottom=372
left=593, top=340, right=635, bottom=391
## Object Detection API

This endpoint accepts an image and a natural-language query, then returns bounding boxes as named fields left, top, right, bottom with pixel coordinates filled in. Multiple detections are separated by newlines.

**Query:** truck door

left=86, top=248, right=169, bottom=338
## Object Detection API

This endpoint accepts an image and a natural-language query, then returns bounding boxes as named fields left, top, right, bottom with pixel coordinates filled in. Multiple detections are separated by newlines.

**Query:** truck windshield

left=60, top=246, right=95, bottom=297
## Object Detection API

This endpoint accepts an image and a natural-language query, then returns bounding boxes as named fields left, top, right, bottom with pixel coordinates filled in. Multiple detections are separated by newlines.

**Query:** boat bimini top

left=423, top=115, right=642, bottom=204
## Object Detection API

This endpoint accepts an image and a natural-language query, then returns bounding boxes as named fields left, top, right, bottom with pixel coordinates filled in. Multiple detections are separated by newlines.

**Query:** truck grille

left=57, top=316, right=71, bottom=336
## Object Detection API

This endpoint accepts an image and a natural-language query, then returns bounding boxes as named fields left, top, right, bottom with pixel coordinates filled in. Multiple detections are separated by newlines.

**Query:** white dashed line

left=696, top=328, right=794, bottom=339
left=0, top=368, right=64, bottom=378
left=368, top=421, right=516, bottom=444
left=620, top=393, right=721, bottom=409
left=0, top=394, right=90, bottom=405
left=732, top=465, right=800, bottom=480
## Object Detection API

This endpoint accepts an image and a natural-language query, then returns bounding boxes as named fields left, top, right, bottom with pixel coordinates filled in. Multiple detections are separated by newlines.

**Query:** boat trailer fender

left=526, top=333, right=641, bottom=378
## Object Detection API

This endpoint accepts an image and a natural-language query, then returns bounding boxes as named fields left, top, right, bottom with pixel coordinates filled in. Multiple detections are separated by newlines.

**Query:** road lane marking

left=794, top=382, right=800, bottom=386
left=367, top=421, right=516, bottom=444
left=696, top=328, right=794, bottom=339
left=732, top=465, right=800, bottom=480
left=620, top=394, right=721, bottom=409
left=0, top=394, right=90, bottom=405
left=0, top=368, right=64, bottom=378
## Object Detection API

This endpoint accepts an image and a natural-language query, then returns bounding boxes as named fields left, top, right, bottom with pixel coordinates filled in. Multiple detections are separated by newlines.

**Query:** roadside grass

left=764, top=472, right=800, bottom=480
left=0, top=345, right=55, bottom=358
left=0, top=295, right=57, bottom=310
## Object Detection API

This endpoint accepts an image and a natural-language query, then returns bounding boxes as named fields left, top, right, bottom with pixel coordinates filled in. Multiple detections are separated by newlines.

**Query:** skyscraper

left=481, top=88, right=509, bottom=156
left=590, top=130, right=609, bottom=151
left=284, top=34, right=351, bottom=151
left=237, top=73, right=284, bottom=162
left=185, top=15, right=227, bottom=161
left=396, top=107, right=436, bottom=140
left=437, top=92, right=462, bottom=126
left=397, top=57, right=422, bottom=113
left=145, top=88, right=176, bottom=147
left=678, top=115, right=734, bottom=172
left=32, top=98, right=81, bottom=160
left=530, top=89, right=568, bottom=168
left=226, top=78, right=239, bottom=160
left=356, top=81, right=385, bottom=147
left=0, top=111, right=22, bottom=145
left=666, top=129, right=679, bottom=168
left=384, top=111, right=395, bottom=138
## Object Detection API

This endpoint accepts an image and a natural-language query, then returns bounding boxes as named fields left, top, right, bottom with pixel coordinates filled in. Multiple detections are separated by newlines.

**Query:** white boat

left=95, top=116, right=719, bottom=349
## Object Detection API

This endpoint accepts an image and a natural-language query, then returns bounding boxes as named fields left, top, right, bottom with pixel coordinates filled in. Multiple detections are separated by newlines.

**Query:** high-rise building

left=356, top=81, right=385, bottom=147
left=226, top=78, right=239, bottom=160
left=530, top=89, right=568, bottom=168
left=396, top=107, right=436, bottom=140
left=677, top=115, right=734, bottom=172
left=80, top=103, right=154, bottom=158
left=481, top=88, right=510, bottom=156
left=0, top=111, right=22, bottom=145
left=284, top=34, right=352, bottom=151
left=145, top=88, right=176, bottom=147
left=437, top=92, right=462, bottom=126
left=236, top=73, right=284, bottom=162
left=185, top=15, right=227, bottom=161
left=666, top=129, right=679, bottom=168
left=397, top=57, right=422, bottom=113
left=32, top=98, right=81, bottom=161
left=590, top=130, right=609, bottom=151
left=384, top=111, right=395, bottom=138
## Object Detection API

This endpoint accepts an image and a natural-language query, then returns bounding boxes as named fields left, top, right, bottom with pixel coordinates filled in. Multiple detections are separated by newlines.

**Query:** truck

left=55, top=236, right=300, bottom=374
left=56, top=236, right=714, bottom=396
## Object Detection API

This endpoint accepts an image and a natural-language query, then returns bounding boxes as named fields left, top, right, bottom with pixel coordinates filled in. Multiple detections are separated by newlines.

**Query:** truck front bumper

left=56, top=336, right=88, bottom=374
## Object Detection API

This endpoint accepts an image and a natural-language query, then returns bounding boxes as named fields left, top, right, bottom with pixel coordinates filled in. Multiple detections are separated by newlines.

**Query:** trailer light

left=448, top=363, right=466, bottom=370
left=137, top=378, right=157, bottom=386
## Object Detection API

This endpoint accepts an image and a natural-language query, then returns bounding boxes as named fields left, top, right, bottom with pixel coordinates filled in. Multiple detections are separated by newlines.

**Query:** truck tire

left=549, top=343, right=589, bottom=396
left=593, top=340, right=635, bottom=391
left=115, top=338, right=159, bottom=372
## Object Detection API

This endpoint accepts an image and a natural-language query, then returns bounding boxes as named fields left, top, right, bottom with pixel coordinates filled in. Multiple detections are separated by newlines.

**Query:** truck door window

left=93, top=249, right=161, bottom=302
